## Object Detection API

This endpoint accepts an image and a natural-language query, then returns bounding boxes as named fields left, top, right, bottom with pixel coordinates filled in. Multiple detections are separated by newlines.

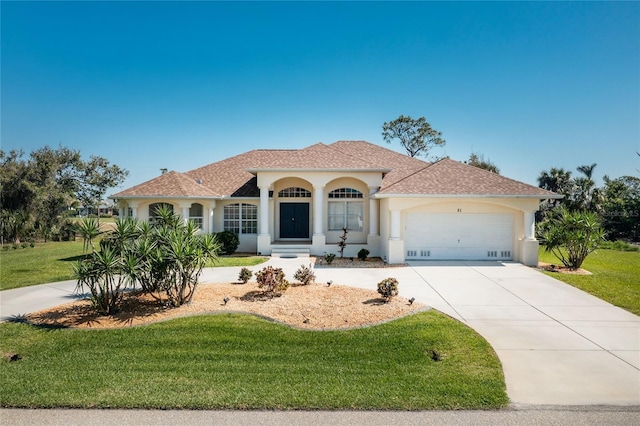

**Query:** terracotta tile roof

left=112, top=141, right=558, bottom=199
left=112, top=171, right=221, bottom=198
left=378, top=158, right=559, bottom=197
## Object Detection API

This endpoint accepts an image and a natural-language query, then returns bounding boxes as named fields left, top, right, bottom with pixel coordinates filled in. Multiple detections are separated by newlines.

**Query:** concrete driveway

left=1, top=259, right=639, bottom=407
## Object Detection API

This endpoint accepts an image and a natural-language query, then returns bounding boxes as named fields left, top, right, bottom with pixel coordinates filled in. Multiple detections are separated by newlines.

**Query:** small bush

left=600, top=240, right=640, bottom=252
left=12, top=244, right=18, bottom=250
left=358, top=248, right=370, bottom=261
left=377, top=278, right=399, bottom=302
left=20, top=242, right=29, bottom=249
left=255, top=266, right=289, bottom=294
left=238, top=267, right=252, bottom=283
left=338, top=227, right=348, bottom=258
left=294, top=264, right=315, bottom=285
left=324, top=253, right=336, bottom=264
left=215, top=231, right=240, bottom=255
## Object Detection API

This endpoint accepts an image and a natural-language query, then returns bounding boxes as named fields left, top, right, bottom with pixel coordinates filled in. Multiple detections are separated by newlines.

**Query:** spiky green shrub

left=255, top=266, right=289, bottom=295
left=540, top=208, right=605, bottom=270
left=323, top=253, right=336, bottom=264
left=238, top=267, right=252, bottom=283
left=358, top=248, right=370, bottom=261
left=377, top=278, right=399, bottom=302
left=293, top=263, right=315, bottom=285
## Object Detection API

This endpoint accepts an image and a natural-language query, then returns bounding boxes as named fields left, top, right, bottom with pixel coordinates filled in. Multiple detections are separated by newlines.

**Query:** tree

left=382, top=115, right=445, bottom=159
left=539, top=209, right=605, bottom=270
left=0, top=146, right=128, bottom=243
left=601, top=175, right=640, bottom=241
left=76, top=156, right=128, bottom=223
left=466, top=153, right=500, bottom=174
left=571, top=163, right=602, bottom=212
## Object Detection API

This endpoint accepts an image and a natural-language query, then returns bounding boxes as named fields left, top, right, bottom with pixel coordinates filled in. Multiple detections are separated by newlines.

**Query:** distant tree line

left=0, top=146, right=128, bottom=244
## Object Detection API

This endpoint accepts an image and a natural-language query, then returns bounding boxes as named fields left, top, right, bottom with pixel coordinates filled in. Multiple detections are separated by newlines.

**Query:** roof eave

left=109, top=194, right=222, bottom=201
left=246, top=168, right=392, bottom=174
left=374, top=193, right=565, bottom=199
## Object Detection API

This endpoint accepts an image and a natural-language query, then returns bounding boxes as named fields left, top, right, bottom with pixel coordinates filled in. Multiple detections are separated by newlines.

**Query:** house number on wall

left=457, top=208, right=462, bottom=213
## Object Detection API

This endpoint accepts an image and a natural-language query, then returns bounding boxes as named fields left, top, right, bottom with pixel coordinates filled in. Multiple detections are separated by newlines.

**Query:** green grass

left=539, top=248, right=640, bottom=316
left=0, top=241, right=87, bottom=290
left=0, top=241, right=267, bottom=291
left=0, top=311, right=507, bottom=410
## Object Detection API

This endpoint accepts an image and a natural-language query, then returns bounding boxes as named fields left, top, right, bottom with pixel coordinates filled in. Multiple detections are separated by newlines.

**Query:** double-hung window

left=328, top=188, right=363, bottom=231
left=224, top=203, right=258, bottom=235
left=189, top=203, right=204, bottom=229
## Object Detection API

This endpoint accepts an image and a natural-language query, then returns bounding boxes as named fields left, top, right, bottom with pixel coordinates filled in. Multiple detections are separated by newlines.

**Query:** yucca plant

left=76, top=217, right=101, bottom=253
left=540, top=208, right=605, bottom=270
left=73, top=246, right=134, bottom=315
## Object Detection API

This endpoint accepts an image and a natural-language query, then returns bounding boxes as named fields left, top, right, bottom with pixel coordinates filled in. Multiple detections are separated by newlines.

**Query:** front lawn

left=539, top=248, right=640, bottom=316
left=0, top=311, right=508, bottom=410
left=0, top=241, right=267, bottom=291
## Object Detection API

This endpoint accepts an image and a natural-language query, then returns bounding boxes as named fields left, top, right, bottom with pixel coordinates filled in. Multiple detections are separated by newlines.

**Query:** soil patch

left=25, top=282, right=426, bottom=330
left=536, top=262, right=592, bottom=275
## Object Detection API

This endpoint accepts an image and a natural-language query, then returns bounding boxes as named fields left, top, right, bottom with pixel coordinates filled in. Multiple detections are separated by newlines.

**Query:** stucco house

left=111, top=140, right=560, bottom=266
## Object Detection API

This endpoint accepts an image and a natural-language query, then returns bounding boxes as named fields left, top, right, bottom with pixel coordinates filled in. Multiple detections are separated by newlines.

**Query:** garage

left=405, top=213, right=514, bottom=260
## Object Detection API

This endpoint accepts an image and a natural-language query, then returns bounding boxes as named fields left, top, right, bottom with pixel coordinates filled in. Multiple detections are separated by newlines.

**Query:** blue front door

left=280, top=203, right=309, bottom=239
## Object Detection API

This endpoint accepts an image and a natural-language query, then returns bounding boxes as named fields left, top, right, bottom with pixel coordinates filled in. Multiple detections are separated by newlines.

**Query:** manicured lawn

left=0, top=241, right=268, bottom=291
left=539, top=248, right=640, bottom=316
left=0, top=241, right=87, bottom=291
left=0, top=311, right=507, bottom=410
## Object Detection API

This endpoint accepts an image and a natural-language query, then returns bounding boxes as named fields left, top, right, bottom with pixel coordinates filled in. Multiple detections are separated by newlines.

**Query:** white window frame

left=224, top=203, right=258, bottom=235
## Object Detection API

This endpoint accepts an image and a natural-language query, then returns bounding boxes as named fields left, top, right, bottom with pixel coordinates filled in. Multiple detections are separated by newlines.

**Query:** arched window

left=328, top=188, right=363, bottom=231
left=278, top=187, right=311, bottom=198
left=148, top=203, right=174, bottom=224
left=224, top=203, right=258, bottom=235
left=189, top=203, right=204, bottom=229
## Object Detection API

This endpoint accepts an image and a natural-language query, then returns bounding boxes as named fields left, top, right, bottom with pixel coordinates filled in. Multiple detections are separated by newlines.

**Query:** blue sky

left=2, top=1, right=639, bottom=194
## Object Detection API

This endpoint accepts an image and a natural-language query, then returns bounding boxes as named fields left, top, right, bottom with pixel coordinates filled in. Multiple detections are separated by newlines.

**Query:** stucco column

left=390, top=210, right=401, bottom=240
left=369, top=187, right=379, bottom=236
left=129, top=201, right=139, bottom=220
left=208, top=207, right=215, bottom=234
left=259, top=186, right=269, bottom=235
left=178, top=202, right=192, bottom=225
left=313, top=185, right=324, bottom=236
left=524, top=211, right=536, bottom=240
left=119, top=207, right=125, bottom=218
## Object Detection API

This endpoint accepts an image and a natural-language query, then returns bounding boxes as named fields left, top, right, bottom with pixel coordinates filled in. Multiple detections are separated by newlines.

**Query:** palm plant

left=76, top=217, right=101, bottom=253
left=540, top=208, right=605, bottom=270
left=73, top=246, right=133, bottom=315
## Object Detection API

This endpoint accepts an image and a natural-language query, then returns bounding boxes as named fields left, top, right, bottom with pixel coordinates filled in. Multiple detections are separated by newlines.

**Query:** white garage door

left=405, top=213, right=514, bottom=260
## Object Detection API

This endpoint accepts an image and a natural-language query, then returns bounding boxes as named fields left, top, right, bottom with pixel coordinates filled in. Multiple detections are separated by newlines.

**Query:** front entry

left=279, top=203, right=310, bottom=239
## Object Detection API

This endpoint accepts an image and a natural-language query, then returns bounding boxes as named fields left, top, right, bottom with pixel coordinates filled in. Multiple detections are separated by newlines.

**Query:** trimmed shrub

left=377, top=278, right=399, bottom=302
left=294, top=264, right=316, bottom=285
left=255, top=266, right=289, bottom=295
left=324, top=253, right=336, bottom=264
left=215, top=231, right=240, bottom=255
left=358, top=248, right=370, bottom=261
left=238, top=267, right=252, bottom=283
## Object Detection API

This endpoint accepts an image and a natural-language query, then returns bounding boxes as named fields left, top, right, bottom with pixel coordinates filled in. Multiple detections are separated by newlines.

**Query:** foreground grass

left=0, top=311, right=507, bottom=410
left=0, top=241, right=267, bottom=291
left=539, top=248, right=640, bottom=316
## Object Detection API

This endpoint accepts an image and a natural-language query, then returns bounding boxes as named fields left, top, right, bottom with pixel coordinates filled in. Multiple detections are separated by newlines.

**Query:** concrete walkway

left=1, top=258, right=639, bottom=407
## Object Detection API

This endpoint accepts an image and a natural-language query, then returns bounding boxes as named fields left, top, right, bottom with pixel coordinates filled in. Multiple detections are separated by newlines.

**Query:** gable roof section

left=112, top=171, right=221, bottom=198
left=378, top=158, right=560, bottom=198
left=246, top=142, right=389, bottom=171
left=329, top=141, right=429, bottom=189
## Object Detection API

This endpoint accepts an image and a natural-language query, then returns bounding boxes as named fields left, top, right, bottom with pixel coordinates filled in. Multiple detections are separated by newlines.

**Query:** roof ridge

left=379, top=161, right=437, bottom=192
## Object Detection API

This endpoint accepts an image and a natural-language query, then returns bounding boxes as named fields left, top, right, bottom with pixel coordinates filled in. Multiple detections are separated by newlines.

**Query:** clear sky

left=2, top=1, right=639, bottom=195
